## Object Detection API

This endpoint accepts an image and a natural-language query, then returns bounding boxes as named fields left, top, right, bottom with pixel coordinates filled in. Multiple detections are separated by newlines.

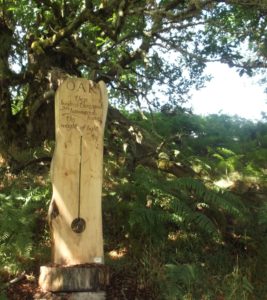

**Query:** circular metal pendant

left=71, top=217, right=86, bottom=233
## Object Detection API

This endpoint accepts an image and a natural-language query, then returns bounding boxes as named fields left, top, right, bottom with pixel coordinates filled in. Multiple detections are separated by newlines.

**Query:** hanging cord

left=78, top=135, right=83, bottom=218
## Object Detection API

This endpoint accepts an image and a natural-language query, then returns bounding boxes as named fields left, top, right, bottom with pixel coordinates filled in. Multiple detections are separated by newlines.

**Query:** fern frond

left=168, top=197, right=220, bottom=237
left=177, top=177, right=206, bottom=197
left=190, top=212, right=220, bottom=238
left=169, top=197, right=192, bottom=221
left=163, top=263, right=201, bottom=299
left=165, top=263, right=199, bottom=286
left=0, top=184, right=50, bottom=274
left=129, top=203, right=169, bottom=241
left=203, top=191, right=244, bottom=220
left=177, top=177, right=246, bottom=221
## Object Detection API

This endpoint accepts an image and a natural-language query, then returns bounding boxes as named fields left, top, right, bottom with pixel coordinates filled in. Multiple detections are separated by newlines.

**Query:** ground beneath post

left=7, top=278, right=39, bottom=300
left=6, top=274, right=141, bottom=300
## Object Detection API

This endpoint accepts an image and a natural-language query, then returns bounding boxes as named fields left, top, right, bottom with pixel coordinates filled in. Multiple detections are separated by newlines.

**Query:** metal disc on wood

left=71, top=217, right=86, bottom=233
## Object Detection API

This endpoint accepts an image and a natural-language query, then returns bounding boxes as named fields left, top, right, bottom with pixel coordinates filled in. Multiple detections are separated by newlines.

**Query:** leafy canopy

left=1, top=0, right=267, bottom=110
left=1, top=1, right=267, bottom=155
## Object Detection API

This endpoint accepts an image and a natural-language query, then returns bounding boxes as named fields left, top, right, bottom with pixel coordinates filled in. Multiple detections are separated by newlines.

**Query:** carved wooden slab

left=49, top=78, right=108, bottom=265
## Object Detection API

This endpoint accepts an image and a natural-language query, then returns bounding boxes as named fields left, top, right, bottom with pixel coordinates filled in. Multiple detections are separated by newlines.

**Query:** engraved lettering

left=59, top=80, right=103, bottom=135
left=67, top=80, right=75, bottom=91
left=77, top=82, right=86, bottom=92
left=65, top=80, right=99, bottom=93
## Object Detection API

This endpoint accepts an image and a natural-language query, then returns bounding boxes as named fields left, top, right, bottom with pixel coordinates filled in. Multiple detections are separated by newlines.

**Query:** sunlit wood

left=48, top=78, right=108, bottom=265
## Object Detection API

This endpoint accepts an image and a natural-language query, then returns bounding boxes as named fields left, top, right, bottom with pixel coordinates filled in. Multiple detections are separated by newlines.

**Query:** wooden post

left=39, top=78, right=109, bottom=298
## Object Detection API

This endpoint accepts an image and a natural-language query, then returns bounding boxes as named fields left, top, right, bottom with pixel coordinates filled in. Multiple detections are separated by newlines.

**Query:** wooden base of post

left=34, top=291, right=106, bottom=300
left=38, top=264, right=109, bottom=298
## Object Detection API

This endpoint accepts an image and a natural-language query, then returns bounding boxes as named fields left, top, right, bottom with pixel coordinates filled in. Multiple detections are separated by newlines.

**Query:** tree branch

left=155, top=34, right=218, bottom=64
left=33, top=0, right=63, bottom=21
left=223, top=0, right=267, bottom=12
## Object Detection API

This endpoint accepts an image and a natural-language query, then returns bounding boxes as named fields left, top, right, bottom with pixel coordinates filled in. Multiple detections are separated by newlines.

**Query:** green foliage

left=1, top=111, right=267, bottom=298
left=103, top=111, right=267, bottom=298
left=0, top=176, right=51, bottom=278
left=109, top=163, right=246, bottom=248
left=257, top=201, right=267, bottom=228
left=1, top=1, right=267, bottom=297
left=222, top=265, right=253, bottom=300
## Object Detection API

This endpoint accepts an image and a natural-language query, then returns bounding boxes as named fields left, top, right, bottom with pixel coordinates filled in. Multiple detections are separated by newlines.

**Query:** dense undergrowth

left=0, top=110, right=267, bottom=299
